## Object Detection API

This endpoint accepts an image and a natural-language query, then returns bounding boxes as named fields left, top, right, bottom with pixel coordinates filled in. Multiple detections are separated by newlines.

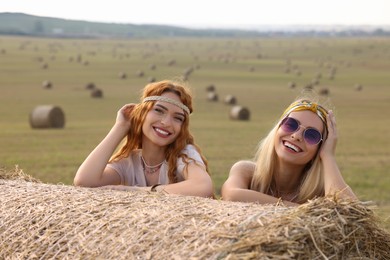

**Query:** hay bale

left=207, top=92, right=218, bottom=102
left=0, top=166, right=41, bottom=183
left=288, top=81, right=296, bottom=89
left=29, top=105, right=65, bottom=129
left=224, top=95, right=237, bottom=105
left=355, top=84, right=363, bottom=91
left=42, top=80, right=52, bottom=89
left=206, top=84, right=215, bottom=92
left=91, top=88, right=103, bottom=98
left=85, top=82, right=95, bottom=90
left=167, top=59, right=176, bottom=66
left=136, top=70, right=144, bottom=77
left=118, top=72, right=127, bottom=79
left=0, top=177, right=389, bottom=259
left=230, top=106, right=250, bottom=121
left=319, top=87, right=330, bottom=96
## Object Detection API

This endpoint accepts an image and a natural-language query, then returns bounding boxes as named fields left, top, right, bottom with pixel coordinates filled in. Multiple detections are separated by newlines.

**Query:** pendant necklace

left=141, top=156, right=164, bottom=174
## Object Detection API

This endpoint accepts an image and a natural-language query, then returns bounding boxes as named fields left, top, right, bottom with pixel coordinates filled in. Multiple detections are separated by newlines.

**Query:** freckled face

left=142, top=92, right=186, bottom=148
left=274, top=110, right=324, bottom=166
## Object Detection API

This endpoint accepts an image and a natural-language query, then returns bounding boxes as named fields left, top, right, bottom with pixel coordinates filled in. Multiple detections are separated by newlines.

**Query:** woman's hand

left=115, top=103, right=136, bottom=129
left=320, top=110, right=338, bottom=159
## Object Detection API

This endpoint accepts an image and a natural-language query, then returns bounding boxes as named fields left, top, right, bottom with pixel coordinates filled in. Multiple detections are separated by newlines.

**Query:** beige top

left=107, top=145, right=204, bottom=186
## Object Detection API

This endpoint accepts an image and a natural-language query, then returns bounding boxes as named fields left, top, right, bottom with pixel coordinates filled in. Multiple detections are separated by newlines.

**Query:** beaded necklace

left=141, top=156, right=164, bottom=174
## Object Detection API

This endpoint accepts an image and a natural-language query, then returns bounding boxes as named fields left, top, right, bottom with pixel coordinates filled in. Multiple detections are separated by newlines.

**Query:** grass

left=0, top=35, right=389, bottom=230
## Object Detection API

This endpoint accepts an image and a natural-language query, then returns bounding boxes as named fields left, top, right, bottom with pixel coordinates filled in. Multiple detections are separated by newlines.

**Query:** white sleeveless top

left=106, top=144, right=204, bottom=186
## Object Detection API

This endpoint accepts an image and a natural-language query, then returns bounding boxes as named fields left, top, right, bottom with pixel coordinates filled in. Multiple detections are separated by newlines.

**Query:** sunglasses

left=280, top=117, right=323, bottom=145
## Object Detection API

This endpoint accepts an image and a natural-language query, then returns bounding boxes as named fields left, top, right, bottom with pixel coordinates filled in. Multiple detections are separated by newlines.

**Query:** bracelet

left=151, top=184, right=162, bottom=192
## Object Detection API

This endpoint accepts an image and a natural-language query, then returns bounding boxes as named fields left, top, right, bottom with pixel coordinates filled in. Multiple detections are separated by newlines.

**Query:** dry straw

left=1, top=167, right=389, bottom=259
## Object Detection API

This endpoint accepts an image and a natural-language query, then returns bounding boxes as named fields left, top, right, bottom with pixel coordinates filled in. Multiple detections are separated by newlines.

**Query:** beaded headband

left=143, top=96, right=191, bottom=114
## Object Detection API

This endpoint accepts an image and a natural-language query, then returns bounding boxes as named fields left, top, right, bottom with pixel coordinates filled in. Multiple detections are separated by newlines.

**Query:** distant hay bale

left=91, top=88, right=103, bottom=98
left=29, top=105, right=65, bottom=129
left=311, top=78, right=320, bottom=85
left=42, top=80, right=52, bottom=89
left=0, top=175, right=389, bottom=259
left=85, top=82, right=95, bottom=90
left=304, top=83, right=314, bottom=90
left=288, top=81, right=296, bottom=89
left=230, top=105, right=250, bottom=121
left=41, top=63, right=48, bottom=69
left=118, top=72, right=127, bottom=79
left=355, top=84, right=363, bottom=91
left=136, top=70, right=144, bottom=77
left=148, top=76, right=156, bottom=83
left=224, top=95, right=237, bottom=105
left=319, top=87, right=330, bottom=96
left=207, top=92, right=218, bottom=102
left=149, top=64, right=156, bottom=70
left=167, top=59, right=176, bottom=66
left=206, top=84, right=215, bottom=92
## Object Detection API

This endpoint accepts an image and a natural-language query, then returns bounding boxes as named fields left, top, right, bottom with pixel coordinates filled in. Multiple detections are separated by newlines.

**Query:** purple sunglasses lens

left=280, top=117, right=299, bottom=132
left=304, top=128, right=322, bottom=145
left=281, top=117, right=322, bottom=145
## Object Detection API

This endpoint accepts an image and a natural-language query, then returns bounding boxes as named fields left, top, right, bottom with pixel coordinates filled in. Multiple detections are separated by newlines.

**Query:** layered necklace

left=141, top=156, right=164, bottom=174
left=269, top=186, right=299, bottom=202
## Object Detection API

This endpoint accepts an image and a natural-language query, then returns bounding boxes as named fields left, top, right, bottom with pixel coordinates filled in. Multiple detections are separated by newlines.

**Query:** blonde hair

left=109, top=80, right=209, bottom=183
left=250, top=97, right=330, bottom=203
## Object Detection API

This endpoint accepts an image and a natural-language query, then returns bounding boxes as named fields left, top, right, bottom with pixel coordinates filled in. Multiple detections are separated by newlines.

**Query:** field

left=0, top=35, right=389, bottom=228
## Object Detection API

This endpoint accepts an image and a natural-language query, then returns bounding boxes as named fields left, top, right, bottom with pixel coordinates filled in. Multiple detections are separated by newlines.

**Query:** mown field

left=0, top=35, right=389, bottom=229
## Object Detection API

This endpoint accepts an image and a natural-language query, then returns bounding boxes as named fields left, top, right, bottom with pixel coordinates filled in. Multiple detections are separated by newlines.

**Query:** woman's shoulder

left=230, top=160, right=255, bottom=177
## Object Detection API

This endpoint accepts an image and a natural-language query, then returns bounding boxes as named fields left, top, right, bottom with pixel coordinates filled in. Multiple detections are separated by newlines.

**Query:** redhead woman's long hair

left=109, top=80, right=209, bottom=183
left=250, top=97, right=329, bottom=203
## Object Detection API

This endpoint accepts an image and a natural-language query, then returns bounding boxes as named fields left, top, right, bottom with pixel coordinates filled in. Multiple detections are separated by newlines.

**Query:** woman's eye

left=154, top=108, right=164, bottom=114
left=174, top=116, right=184, bottom=123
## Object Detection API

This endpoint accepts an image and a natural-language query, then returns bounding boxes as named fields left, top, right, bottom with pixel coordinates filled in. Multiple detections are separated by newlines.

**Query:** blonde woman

left=221, top=98, right=357, bottom=205
left=74, top=80, right=213, bottom=197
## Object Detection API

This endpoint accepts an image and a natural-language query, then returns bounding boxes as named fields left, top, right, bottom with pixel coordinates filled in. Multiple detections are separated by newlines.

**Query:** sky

left=1, top=0, right=389, bottom=29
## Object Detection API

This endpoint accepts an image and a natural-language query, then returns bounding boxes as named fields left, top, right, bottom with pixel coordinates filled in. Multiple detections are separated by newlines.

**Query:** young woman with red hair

left=74, top=80, right=213, bottom=197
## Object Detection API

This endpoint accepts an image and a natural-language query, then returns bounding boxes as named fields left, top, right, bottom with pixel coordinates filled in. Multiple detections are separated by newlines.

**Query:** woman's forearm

left=74, top=124, right=128, bottom=186
left=322, top=155, right=357, bottom=200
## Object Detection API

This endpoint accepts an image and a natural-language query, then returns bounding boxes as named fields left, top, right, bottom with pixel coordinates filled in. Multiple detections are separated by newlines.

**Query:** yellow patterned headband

left=282, top=99, right=328, bottom=124
left=143, top=96, right=191, bottom=114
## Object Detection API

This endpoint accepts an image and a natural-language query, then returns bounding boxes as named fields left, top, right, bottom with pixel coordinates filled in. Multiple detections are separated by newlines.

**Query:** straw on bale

left=230, top=105, right=250, bottom=121
left=29, top=105, right=65, bottom=129
left=1, top=170, right=389, bottom=259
